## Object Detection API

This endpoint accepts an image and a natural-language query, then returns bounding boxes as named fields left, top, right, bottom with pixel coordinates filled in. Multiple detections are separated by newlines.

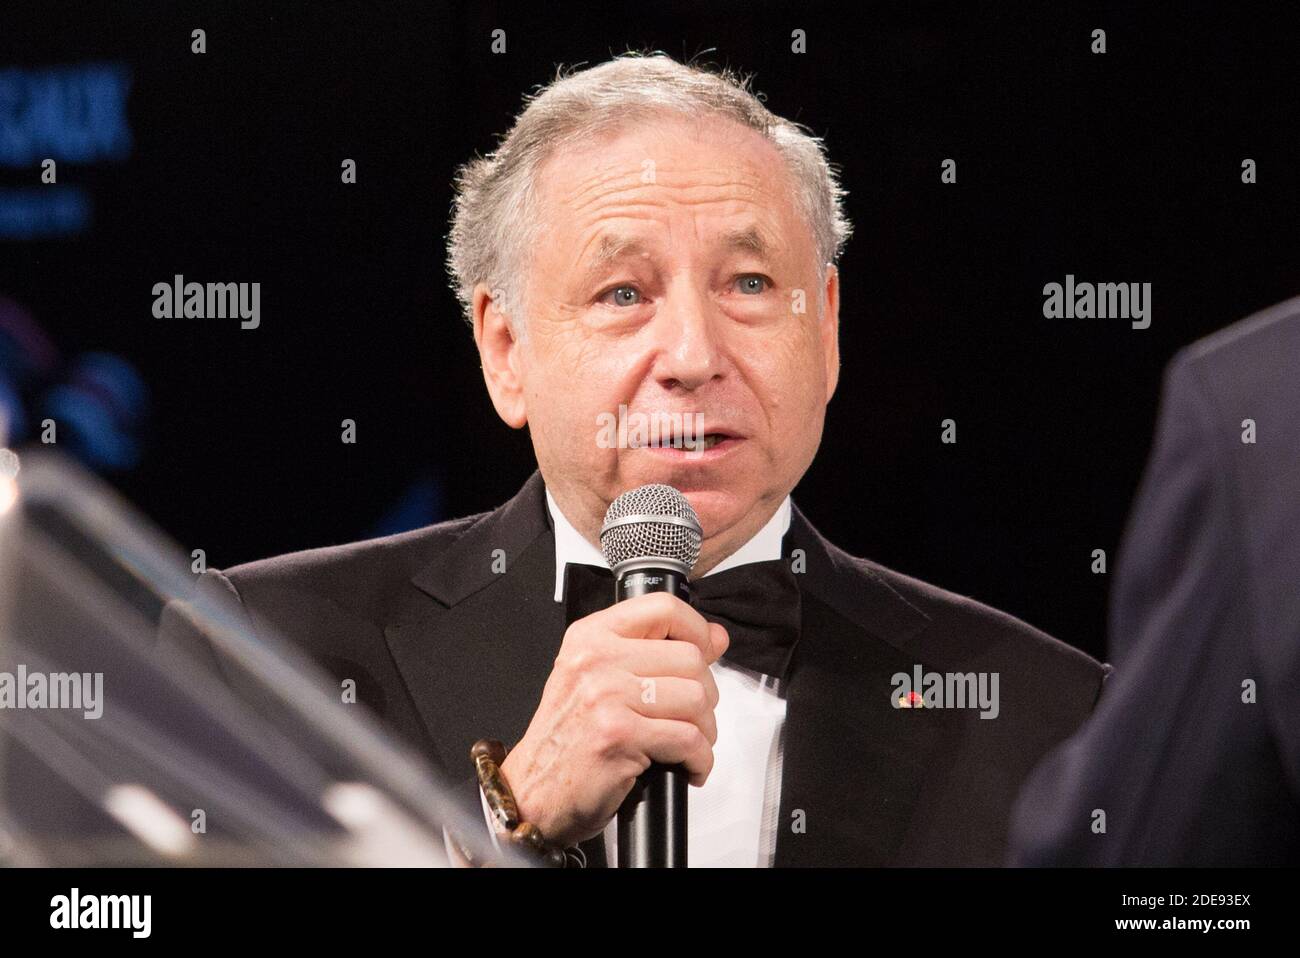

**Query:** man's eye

left=734, top=274, right=771, bottom=295
left=599, top=284, right=643, bottom=307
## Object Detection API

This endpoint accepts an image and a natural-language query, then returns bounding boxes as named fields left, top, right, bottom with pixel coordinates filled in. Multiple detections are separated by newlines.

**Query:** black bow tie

left=562, top=559, right=802, bottom=681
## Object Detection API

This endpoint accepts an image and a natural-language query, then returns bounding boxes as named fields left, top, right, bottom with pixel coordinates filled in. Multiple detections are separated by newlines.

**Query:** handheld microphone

left=600, top=483, right=703, bottom=868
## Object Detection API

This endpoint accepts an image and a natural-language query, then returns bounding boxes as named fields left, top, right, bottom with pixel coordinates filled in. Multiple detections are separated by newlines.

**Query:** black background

left=3, top=1, right=1298, bottom=660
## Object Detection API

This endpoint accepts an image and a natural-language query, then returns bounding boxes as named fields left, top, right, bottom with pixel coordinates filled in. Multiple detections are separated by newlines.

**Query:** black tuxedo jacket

left=163, top=470, right=1109, bottom=866
left=1009, top=299, right=1300, bottom=865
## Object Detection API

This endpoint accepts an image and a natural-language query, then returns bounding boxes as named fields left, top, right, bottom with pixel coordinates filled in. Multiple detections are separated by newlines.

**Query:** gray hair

left=445, top=52, right=853, bottom=333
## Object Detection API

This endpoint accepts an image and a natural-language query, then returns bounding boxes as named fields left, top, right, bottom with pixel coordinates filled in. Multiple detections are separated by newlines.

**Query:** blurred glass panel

left=0, top=449, right=517, bottom=867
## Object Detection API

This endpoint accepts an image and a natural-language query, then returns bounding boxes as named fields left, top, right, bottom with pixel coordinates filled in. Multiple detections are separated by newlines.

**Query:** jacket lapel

left=774, top=503, right=962, bottom=866
left=381, top=471, right=609, bottom=866
left=382, top=470, right=557, bottom=766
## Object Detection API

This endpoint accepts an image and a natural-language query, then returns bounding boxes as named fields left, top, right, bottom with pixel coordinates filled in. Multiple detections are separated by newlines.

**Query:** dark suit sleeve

left=1006, top=352, right=1270, bottom=864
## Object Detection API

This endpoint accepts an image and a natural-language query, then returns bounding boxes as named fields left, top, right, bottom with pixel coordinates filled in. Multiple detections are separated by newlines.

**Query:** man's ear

left=820, top=264, right=841, bottom=403
left=472, top=284, right=527, bottom=428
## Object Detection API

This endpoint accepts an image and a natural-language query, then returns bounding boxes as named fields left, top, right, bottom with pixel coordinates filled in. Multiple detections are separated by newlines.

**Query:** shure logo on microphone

left=151, top=274, right=260, bottom=329
left=50, top=888, right=151, bottom=938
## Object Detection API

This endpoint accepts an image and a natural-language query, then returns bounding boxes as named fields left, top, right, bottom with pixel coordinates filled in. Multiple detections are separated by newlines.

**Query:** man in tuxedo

left=1008, top=298, right=1300, bottom=865
left=165, top=54, right=1108, bottom=866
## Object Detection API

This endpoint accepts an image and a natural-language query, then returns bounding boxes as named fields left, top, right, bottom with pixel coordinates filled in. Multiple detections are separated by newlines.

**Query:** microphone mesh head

left=600, top=484, right=702, bottom=573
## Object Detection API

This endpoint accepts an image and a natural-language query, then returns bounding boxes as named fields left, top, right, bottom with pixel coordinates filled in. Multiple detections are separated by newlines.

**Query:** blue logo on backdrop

left=0, top=62, right=132, bottom=166
left=0, top=62, right=131, bottom=238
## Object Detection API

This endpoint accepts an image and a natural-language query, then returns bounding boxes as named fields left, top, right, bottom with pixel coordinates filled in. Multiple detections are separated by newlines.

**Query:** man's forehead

left=529, top=116, right=810, bottom=279
left=535, top=117, right=794, bottom=217
left=580, top=225, right=777, bottom=267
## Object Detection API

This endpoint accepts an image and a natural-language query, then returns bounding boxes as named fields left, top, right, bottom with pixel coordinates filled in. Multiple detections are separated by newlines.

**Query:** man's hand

left=498, top=592, right=729, bottom=848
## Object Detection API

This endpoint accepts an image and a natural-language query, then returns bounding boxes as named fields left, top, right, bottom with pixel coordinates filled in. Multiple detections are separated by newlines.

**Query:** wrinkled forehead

left=532, top=112, right=809, bottom=253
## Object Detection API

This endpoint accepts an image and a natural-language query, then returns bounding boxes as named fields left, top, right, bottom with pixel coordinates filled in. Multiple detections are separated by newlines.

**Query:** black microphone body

left=612, top=565, right=690, bottom=868
left=599, top=483, right=702, bottom=868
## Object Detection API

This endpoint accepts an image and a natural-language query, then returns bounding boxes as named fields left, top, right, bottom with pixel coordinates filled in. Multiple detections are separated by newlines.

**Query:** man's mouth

left=629, top=432, right=731, bottom=450
left=624, top=432, right=746, bottom=463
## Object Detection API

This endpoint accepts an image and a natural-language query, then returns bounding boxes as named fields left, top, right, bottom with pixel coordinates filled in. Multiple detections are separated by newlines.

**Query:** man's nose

left=651, top=286, right=725, bottom=391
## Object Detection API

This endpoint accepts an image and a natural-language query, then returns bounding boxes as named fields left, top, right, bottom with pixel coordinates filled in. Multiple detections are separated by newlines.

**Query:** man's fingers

left=606, top=636, right=714, bottom=680
left=589, top=592, right=730, bottom=664
left=599, top=592, right=712, bottom=649
left=638, top=716, right=715, bottom=784
left=623, top=675, right=718, bottom=741
left=705, top=621, right=729, bottom=664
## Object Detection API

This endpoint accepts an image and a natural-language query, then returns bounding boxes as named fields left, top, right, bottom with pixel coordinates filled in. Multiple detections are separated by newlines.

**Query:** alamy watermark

left=152, top=274, right=260, bottom=329
left=1043, top=274, right=1151, bottom=329
left=891, top=665, right=1000, bottom=719
left=50, top=888, right=150, bottom=938
left=0, top=665, right=103, bottom=719
left=596, top=404, right=708, bottom=458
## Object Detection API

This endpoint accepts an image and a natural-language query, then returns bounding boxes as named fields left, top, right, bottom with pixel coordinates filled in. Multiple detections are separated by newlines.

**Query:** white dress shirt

left=542, top=487, right=792, bottom=867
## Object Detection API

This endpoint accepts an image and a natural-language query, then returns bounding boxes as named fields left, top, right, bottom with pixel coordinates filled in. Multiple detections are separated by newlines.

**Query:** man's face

left=474, top=112, right=840, bottom=571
